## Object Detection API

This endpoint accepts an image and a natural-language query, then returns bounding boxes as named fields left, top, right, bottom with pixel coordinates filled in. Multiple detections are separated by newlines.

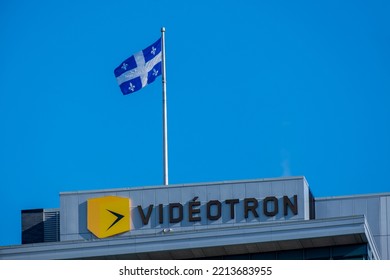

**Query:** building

left=0, top=176, right=389, bottom=260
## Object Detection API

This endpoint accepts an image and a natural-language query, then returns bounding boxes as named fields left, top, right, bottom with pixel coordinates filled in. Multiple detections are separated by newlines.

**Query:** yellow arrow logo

left=87, top=196, right=130, bottom=238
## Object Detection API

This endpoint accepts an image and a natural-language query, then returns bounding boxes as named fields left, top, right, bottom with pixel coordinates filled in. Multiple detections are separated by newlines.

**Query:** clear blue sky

left=1, top=0, right=389, bottom=246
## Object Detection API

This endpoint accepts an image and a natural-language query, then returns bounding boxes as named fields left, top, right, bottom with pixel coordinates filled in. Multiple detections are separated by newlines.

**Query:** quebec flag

left=114, top=38, right=162, bottom=95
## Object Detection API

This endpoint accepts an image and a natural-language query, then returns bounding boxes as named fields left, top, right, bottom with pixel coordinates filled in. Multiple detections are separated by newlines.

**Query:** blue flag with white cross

left=114, top=38, right=162, bottom=95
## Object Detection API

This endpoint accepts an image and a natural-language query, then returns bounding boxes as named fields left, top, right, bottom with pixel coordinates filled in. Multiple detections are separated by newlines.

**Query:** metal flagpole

left=161, top=27, right=169, bottom=186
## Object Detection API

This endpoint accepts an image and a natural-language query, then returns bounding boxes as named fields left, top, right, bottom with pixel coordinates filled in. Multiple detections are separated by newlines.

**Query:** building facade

left=0, top=176, right=389, bottom=260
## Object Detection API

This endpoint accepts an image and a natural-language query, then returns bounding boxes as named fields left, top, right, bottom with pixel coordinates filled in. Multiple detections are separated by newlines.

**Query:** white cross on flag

left=114, top=38, right=162, bottom=95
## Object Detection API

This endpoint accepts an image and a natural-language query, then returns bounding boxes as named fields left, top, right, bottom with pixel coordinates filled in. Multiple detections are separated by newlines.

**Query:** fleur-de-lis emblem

left=152, top=68, right=159, bottom=76
left=128, top=83, right=136, bottom=92
left=151, top=46, right=156, bottom=55
left=121, top=63, right=128, bottom=70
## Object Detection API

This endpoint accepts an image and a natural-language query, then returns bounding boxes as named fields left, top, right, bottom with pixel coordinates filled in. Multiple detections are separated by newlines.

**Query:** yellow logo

left=87, top=196, right=130, bottom=238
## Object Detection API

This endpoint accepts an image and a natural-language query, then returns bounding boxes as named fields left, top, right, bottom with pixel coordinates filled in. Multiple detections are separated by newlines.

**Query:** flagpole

left=161, top=27, right=169, bottom=186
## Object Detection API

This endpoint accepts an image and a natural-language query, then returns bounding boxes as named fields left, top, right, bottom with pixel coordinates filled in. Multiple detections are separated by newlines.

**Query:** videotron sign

left=87, top=194, right=298, bottom=239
